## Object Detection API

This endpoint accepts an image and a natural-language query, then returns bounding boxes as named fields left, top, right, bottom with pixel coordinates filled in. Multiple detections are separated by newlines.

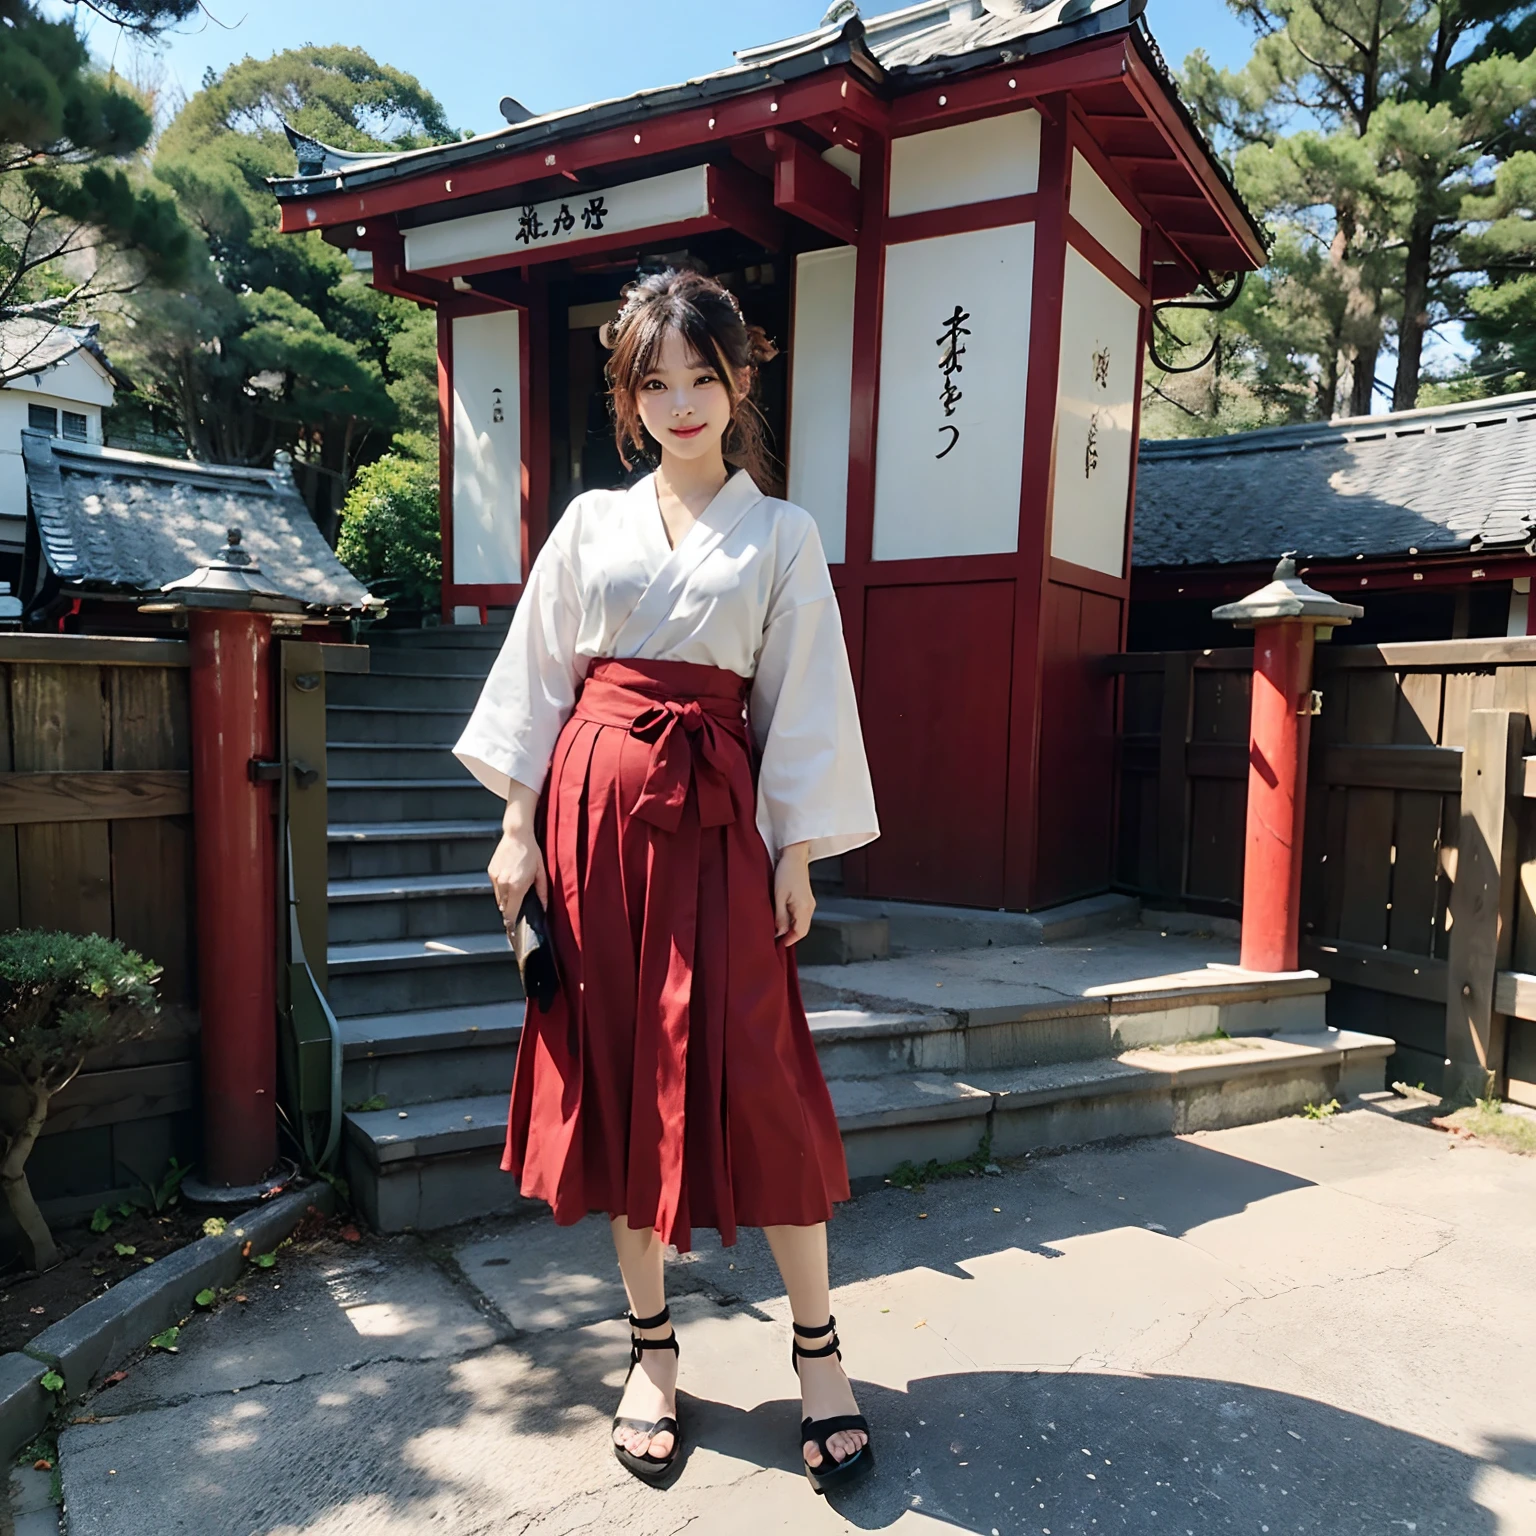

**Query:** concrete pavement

left=51, top=1098, right=1536, bottom=1534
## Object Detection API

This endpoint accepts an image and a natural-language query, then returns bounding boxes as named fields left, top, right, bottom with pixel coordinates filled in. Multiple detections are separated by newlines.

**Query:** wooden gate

left=1111, top=636, right=1536, bottom=1102
left=0, top=634, right=198, bottom=1218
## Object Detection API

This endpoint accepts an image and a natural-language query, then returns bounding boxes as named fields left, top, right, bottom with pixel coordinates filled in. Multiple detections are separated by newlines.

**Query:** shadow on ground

left=57, top=1108, right=1528, bottom=1535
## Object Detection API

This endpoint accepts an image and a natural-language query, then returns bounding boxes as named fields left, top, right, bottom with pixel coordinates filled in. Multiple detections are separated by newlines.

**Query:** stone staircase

left=325, top=625, right=523, bottom=1226
left=327, top=629, right=1394, bottom=1233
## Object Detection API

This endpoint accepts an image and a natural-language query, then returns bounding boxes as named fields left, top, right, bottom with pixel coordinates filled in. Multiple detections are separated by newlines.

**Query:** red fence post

left=148, top=530, right=305, bottom=1189
left=1214, top=557, right=1361, bottom=973
left=187, top=608, right=278, bottom=1185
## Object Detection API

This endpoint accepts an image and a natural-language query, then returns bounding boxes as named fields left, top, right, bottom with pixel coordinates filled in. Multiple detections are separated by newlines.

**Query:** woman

left=454, top=269, right=880, bottom=1492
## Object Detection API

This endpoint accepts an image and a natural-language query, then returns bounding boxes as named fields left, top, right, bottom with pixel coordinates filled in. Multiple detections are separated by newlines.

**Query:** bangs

left=622, top=302, right=722, bottom=385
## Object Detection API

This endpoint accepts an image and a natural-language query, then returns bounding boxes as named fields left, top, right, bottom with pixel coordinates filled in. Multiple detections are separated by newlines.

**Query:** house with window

left=1, top=319, right=119, bottom=587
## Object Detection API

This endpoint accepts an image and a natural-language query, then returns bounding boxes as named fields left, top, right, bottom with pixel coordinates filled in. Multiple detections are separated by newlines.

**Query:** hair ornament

left=745, top=324, right=779, bottom=365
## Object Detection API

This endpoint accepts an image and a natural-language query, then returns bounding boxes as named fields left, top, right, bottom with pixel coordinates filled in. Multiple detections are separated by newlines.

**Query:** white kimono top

left=454, top=470, right=880, bottom=865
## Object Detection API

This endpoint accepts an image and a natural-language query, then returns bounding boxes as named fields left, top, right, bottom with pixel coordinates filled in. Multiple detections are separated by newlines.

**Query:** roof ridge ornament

left=822, top=0, right=858, bottom=23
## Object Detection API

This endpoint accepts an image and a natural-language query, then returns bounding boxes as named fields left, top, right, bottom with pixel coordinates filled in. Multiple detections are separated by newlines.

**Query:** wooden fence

left=0, top=634, right=198, bottom=1225
left=1112, top=637, right=1536, bottom=1104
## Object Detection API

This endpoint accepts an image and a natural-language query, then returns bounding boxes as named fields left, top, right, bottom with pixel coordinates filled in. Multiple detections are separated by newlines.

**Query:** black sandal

left=612, top=1305, right=681, bottom=1482
left=791, top=1316, right=873, bottom=1494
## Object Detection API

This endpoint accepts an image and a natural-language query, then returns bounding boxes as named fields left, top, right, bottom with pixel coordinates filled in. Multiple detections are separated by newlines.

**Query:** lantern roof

left=1212, top=556, right=1365, bottom=628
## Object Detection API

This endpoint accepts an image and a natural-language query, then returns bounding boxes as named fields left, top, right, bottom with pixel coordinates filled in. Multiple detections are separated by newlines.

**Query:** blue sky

left=82, top=0, right=1257, bottom=138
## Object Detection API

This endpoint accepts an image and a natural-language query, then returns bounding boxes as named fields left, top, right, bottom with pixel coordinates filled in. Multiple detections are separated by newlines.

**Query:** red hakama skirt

left=501, top=657, right=851, bottom=1252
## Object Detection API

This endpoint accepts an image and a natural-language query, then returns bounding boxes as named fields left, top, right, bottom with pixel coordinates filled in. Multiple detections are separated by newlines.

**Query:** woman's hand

left=489, top=781, right=549, bottom=929
left=773, top=841, right=816, bottom=946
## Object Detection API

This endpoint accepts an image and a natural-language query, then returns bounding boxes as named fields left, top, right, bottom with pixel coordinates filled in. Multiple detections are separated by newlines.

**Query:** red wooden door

left=860, top=581, right=1015, bottom=906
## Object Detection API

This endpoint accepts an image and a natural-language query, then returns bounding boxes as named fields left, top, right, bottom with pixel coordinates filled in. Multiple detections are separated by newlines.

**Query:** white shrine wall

left=871, top=221, right=1036, bottom=561
left=788, top=245, right=857, bottom=563
left=450, top=308, right=523, bottom=587
left=888, top=111, right=1041, bottom=215
left=1049, top=245, right=1143, bottom=577
left=1067, top=150, right=1143, bottom=276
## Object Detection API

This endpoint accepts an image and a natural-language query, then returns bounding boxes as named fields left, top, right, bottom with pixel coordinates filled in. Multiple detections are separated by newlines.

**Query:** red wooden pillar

left=1215, top=557, right=1361, bottom=973
left=156, top=529, right=304, bottom=1188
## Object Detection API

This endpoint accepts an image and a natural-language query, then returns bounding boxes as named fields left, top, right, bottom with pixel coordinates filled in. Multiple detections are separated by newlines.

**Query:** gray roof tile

left=1132, top=393, right=1536, bottom=569
left=22, top=433, right=374, bottom=613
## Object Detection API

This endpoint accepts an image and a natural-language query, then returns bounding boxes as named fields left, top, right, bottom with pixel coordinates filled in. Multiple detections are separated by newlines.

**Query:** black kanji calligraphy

left=516, top=205, right=546, bottom=245
left=1085, top=409, right=1101, bottom=479
left=551, top=203, right=576, bottom=235
left=492, top=387, right=505, bottom=425
left=582, top=196, right=609, bottom=230
left=1092, top=344, right=1111, bottom=391
left=935, top=303, right=971, bottom=459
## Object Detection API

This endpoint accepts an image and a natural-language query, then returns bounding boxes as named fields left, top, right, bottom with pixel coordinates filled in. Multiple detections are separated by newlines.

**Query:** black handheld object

left=509, top=889, right=559, bottom=1013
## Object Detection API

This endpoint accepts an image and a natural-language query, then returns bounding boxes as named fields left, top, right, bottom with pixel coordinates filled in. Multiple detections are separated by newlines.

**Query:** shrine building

left=271, top=0, right=1268, bottom=912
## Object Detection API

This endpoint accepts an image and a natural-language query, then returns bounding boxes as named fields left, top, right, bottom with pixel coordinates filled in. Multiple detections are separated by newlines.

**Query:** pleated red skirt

left=501, top=657, right=851, bottom=1252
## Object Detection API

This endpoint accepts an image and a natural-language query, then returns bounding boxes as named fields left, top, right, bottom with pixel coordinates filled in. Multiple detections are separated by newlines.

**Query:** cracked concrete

left=49, top=1098, right=1536, bottom=1535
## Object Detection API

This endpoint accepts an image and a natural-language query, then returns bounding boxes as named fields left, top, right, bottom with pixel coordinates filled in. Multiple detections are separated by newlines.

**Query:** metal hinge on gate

left=248, top=758, right=284, bottom=783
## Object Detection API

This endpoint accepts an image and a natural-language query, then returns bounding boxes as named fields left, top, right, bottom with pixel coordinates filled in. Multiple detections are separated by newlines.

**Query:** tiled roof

left=1132, top=393, right=1536, bottom=569
left=0, top=318, right=117, bottom=388
left=271, top=1, right=1148, bottom=199
left=21, top=433, right=374, bottom=613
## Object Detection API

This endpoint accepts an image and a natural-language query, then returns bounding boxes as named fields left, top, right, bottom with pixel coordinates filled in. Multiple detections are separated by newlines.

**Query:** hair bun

left=745, top=324, right=779, bottom=365
left=597, top=320, right=620, bottom=351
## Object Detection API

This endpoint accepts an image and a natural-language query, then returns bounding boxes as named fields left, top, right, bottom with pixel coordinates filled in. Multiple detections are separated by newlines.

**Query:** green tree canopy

left=109, top=46, right=453, bottom=536
left=0, top=0, right=192, bottom=348
left=1151, top=0, right=1536, bottom=434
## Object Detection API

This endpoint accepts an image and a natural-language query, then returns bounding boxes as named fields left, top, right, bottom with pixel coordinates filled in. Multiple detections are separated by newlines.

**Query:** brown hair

left=600, top=268, right=780, bottom=492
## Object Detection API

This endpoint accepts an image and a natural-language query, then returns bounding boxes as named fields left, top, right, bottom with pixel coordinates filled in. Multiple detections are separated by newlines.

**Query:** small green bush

left=0, top=932, right=161, bottom=1271
left=336, top=453, right=441, bottom=614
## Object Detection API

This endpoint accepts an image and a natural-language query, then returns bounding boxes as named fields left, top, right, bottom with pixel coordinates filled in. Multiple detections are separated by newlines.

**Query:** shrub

left=0, top=932, right=161, bottom=1271
left=336, top=453, right=442, bottom=614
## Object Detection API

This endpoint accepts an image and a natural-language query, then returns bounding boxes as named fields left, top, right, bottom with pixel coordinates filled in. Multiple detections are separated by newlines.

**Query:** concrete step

left=327, top=704, right=474, bottom=745
left=327, top=870, right=501, bottom=943
left=825, top=891, right=1141, bottom=953
left=340, top=1002, right=519, bottom=1106
left=796, top=905, right=891, bottom=966
left=326, top=930, right=523, bottom=1017
left=327, top=742, right=464, bottom=781
left=328, top=819, right=500, bottom=880
left=830, top=1028, right=1394, bottom=1179
left=328, top=671, right=487, bottom=710
left=329, top=778, right=500, bottom=824
left=340, top=1028, right=1395, bottom=1232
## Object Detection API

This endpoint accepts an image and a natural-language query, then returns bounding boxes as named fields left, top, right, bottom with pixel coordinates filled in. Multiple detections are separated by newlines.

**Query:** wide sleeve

left=453, top=531, right=584, bottom=800
left=749, top=520, right=879, bottom=865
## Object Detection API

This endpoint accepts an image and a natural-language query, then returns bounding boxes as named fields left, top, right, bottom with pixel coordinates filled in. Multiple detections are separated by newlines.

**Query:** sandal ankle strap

left=793, top=1335, right=841, bottom=1360
left=628, top=1305, right=671, bottom=1332
left=792, top=1315, right=837, bottom=1339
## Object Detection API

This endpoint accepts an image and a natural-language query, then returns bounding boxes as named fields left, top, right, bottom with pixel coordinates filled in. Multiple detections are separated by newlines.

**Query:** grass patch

left=1440, top=1098, right=1536, bottom=1156
left=1302, top=1099, right=1342, bottom=1121
left=887, top=1131, right=994, bottom=1193
left=1150, top=1035, right=1262, bottom=1057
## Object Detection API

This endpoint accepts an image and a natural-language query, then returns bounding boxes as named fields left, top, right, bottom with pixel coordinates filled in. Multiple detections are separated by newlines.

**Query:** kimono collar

left=634, top=468, right=763, bottom=559
left=612, top=470, right=765, bottom=656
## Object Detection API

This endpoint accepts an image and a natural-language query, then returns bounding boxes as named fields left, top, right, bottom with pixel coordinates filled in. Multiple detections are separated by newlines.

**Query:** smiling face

left=632, top=327, right=738, bottom=469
